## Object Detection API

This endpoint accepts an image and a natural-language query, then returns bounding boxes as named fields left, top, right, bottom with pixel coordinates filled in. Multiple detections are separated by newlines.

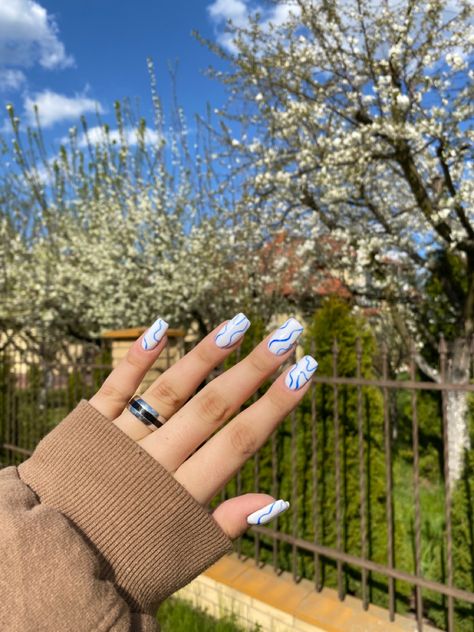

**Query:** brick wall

left=169, top=554, right=441, bottom=632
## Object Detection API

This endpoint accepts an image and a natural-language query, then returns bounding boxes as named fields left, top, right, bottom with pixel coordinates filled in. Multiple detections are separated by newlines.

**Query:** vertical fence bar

left=439, top=336, right=454, bottom=632
left=291, top=408, right=298, bottom=582
left=234, top=345, right=243, bottom=560
left=73, top=348, right=79, bottom=408
left=356, top=338, right=368, bottom=609
left=332, top=339, right=344, bottom=599
left=382, top=341, right=395, bottom=620
left=1, top=345, right=6, bottom=465
left=254, top=405, right=261, bottom=568
left=0, top=345, right=4, bottom=466
left=11, top=348, right=17, bottom=463
left=410, top=342, right=423, bottom=631
left=310, top=338, right=321, bottom=590
left=271, top=426, right=279, bottom=573
left=21, top=348, right=27, bottom=453
left=236, top=466, right=243, bottom=559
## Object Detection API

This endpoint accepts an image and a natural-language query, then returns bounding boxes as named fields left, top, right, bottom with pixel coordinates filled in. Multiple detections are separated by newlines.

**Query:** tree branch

left=390, top=303, right=440, bottom=382
left=436, top=141, right=474, bottom=241
left=395, top=139, right=453, bottom=244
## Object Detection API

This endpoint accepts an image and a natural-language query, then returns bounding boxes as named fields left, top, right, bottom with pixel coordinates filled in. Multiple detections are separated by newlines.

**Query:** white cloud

left=208, top=0, right=249, bottom=26
left=207, top=0, right=300, bottom=52
left=264, top=3, right=298, bottom=27
left=24, top=90, right=103, bottom=128
left=0, top=68, right=26, bottom=91
left=71, top=125, right=162, bottom=148
left=0, top=0, right=73, bottom=69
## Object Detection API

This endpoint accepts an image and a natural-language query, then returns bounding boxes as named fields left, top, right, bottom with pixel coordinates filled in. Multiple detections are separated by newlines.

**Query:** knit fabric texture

left=16, top=399, right=233, bottom=616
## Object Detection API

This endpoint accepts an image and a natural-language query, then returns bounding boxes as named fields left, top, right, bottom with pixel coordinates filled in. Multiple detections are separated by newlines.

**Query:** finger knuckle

left=195, top=343, right=215, bottom=366
left=97, top=381, right=124, bottom=405
left=266, top=389, right=286, bottom=416
left=149, top=379, right=183, bottom=410
left=229, top=422, right=257, bottom=457
left=125, top=346, right=146, bottom=370
left=247, top=351, right=270, bottom=375
left=196, top=389, right=230, bottom=426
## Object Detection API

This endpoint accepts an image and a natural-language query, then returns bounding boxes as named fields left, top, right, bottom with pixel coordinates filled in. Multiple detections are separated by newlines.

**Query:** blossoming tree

left=202, top=0, right=473, bottom=482
left=0, top=61, right=295, bottom=359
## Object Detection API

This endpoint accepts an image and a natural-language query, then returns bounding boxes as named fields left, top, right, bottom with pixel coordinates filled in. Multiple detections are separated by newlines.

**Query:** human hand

left=89, top=313, right=318, bottom=539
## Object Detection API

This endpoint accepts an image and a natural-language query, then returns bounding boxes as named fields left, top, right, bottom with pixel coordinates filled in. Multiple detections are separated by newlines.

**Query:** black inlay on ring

left=128, top=399, right=163, bottom=428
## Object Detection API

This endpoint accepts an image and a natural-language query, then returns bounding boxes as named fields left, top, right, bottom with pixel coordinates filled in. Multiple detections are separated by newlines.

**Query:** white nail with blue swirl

left=215, top=313, right=251, bottom=348
left=267, top=317, right=304, bottom=355
left=141, top=317, right=169, bottom=351
left=247, top=499, right=290, bottom=525
left=285, top=355, right=319, bottom=390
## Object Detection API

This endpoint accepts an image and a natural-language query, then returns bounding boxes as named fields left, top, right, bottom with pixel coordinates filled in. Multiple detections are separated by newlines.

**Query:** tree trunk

left=445, top=338, right=471, bottom=485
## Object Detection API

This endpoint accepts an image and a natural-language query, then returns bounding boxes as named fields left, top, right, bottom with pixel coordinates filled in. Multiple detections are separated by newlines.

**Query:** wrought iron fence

left=217, top=338, right=474, bottom=632
left=1, top=332, right=473, bottom=631
left=0, top=335, right=113, bottom=466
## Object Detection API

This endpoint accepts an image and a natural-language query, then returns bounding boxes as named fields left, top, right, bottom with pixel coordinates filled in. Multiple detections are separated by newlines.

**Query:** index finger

left=89, top=317, right=169, bottom=419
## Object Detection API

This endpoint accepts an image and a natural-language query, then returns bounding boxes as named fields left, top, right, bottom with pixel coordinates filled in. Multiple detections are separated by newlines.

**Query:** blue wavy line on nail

left=288, top=359, right=317, bottom=390
left=215, top=315, right=249, bottom=347
left=257, top=501, right=277, bottom=524
left=215, top=321, right=230, bottom=343
left=268, top=326, right=303, bottom=351
left=224, top=319, right=249, bottom=346
left=288, top=364, right=298, bottom=388
left=152, top=320, right=164, bottom=343
left=233, top=314, right=247, bottom=328
left=277, top=319, right=292, bottom=332
left=296, top=369, right=309, bottom=389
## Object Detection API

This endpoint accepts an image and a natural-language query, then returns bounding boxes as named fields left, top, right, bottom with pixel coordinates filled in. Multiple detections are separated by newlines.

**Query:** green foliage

left=157, top=597, right=261, bottom=631
left=219, top=299, right=405, bottom=606
left=421, top=249, right=469, bottom=365
left=215, top=298, right=474, bottom=629
left=451, top=445, right=474, bottom=631
left=300, top=298, right=399, bottom=605
left=422, top=394, right=474, bottom=631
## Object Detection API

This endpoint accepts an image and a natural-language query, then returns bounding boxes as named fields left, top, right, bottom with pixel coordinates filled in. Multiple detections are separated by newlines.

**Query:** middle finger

left=137, top=317, right=304, bottom=470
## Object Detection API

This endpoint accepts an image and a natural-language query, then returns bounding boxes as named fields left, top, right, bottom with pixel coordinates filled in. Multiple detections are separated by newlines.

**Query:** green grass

left=157, top=597, right=262, bottom=631
left=393, top=458, right=445, bottom=578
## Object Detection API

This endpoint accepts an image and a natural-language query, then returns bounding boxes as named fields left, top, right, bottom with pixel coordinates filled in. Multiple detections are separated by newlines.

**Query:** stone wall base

left=170, top=553, right=441, bottom=632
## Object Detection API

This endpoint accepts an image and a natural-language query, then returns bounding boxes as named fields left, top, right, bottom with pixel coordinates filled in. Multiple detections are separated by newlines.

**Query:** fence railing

left=1, top=333, right=473, bottom=632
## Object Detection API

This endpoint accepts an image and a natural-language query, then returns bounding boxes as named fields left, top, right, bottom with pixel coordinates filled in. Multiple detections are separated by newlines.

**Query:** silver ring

left=127, top=396, right=167, bottom=430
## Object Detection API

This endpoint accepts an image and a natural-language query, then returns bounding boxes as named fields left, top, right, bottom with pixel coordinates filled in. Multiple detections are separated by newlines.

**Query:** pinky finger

left=212, top=494, right=289, bottom=539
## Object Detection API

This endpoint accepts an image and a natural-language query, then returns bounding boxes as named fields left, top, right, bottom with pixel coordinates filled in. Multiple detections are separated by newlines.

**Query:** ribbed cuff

left=17, top=400, right=233, bottom=615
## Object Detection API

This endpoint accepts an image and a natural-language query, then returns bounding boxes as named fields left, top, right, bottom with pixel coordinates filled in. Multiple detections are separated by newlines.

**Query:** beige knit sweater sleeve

left=0, top=400, right=233, bottom=631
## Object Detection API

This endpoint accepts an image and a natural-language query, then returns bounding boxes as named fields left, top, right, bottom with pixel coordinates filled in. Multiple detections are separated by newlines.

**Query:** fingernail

left=215, top=313, right=251, bottom=348
left=267, top=317, right=304, bottom=355
left=247, top=499, right=290, bottom=525
left=141, top=317, right=169, bottom=350
left=285, top=355, right=318, bottom=390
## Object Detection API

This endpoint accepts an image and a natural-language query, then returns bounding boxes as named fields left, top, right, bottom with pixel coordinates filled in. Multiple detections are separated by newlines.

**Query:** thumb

left=212, top=493, right=290, bottom=540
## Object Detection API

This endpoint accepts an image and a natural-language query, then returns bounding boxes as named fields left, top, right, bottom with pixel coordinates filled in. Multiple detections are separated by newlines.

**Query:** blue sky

left=0, top=0, right=260, bottom=147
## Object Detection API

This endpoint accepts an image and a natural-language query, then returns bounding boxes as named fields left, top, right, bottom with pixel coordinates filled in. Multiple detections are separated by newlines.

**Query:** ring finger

left=175, top=355, right=318, bottom=503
